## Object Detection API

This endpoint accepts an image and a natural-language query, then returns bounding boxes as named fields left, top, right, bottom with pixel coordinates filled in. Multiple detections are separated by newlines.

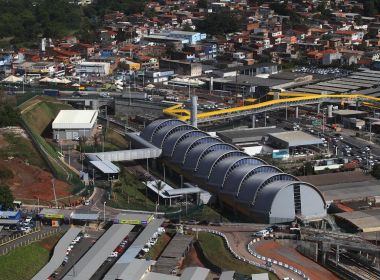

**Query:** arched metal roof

left=221, top=165, right=281, bottom=197
left=162, top=130, right=208, bottom=157
left=141, top=119, right=185, bottom=142
left=236, top=173, right=297, bottom=205
left=221, top=157, right=266, bottom=188
left=183, top=142, right=234, bottom=171
left=171, top=136, right=219, bottom=164
left=152, top=124, right=194, bottom=148
left=195, top=150, right=244, bottom=179
left=193, top=143, right=237, bottom=172
left=255, top=181, right=325, bottom=211
left=139, top=118, right=326, bottom=222
left=208, top=156, right=255, bottom=187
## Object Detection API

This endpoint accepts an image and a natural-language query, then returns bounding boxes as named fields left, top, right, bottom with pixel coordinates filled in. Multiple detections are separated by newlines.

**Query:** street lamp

left=103, top=201, right=106, bottom=222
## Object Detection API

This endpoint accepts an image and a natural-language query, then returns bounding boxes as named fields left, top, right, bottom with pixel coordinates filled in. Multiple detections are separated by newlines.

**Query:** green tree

left=0, top=185, right=14, bottom=210
left=196, top=11, right=241, bottom=35
left=197, top=0, right=208, bottom=9
left=154, top=180, right=165, bottom=213
left=371, top=163, right=380, bottom=179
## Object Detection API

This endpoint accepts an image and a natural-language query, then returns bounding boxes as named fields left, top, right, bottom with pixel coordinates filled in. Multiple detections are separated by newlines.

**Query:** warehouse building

left=52, top=110, right=98, bottom=141
left=140, top=119, right=326, bottom=223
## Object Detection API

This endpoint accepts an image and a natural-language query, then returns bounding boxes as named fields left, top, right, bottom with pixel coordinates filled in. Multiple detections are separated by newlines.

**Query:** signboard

left=44, top=213, right=64, bottom=219
left=272, top=149, right=290, bottom=159
left=119, top=219, right=142, bottom=225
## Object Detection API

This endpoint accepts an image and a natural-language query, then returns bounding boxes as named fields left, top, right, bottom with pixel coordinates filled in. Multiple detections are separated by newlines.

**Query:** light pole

left=103, top=201, right=106, bottom=222
left=51, top=178, right=58, bottom=208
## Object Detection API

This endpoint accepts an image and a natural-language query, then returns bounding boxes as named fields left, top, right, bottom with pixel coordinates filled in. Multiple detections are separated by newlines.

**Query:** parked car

left=109, top=252, right=118, bottom=258
left=254, top=230, right=269, bottom=237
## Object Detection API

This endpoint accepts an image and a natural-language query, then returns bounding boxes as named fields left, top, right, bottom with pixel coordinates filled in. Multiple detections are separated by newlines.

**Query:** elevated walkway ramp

left=86, top=133, right=161, bottom=162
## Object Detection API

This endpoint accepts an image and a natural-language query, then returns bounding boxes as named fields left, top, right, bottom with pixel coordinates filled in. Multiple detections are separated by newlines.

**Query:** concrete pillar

left=295, top=106, right=299, bottom=119
left=336, top=245, right=340, bottom=266
left=273, top=92, right=280, bottom=100
left=190, top=95, right=198, bottom=128
left=327, top=105, right=333, bottom=118
left=251, top=114, right=256, bottom=128
left=317, top=103, right=321, bottom=114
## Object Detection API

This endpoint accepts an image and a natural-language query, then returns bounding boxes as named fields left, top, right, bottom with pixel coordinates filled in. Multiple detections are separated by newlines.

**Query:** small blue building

left=0, top=210, right=21, bottom=225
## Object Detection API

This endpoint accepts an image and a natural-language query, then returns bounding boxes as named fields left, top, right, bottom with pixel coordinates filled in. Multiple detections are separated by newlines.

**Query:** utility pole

left=103, top=201, right=106, bottom=222
left=51, top=178, right=58, bottom=208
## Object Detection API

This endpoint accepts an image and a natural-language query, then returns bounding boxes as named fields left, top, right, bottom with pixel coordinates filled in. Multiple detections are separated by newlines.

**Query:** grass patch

left=197, top=232, right=277, bottom=279
left=21, top=99, right=72, bottom=135
left=0, top=233, right=63, bottom=280
left=0, top=132, right=46, bottom=168
left=183, top=205, right=229, bottom=223
left=109, top=169, right=157, bottom=211
left=106, top=129, right=129, bottom=149
left=145, top=233, right=172, bottom=260
left=19, top=98, right=84, bottom=191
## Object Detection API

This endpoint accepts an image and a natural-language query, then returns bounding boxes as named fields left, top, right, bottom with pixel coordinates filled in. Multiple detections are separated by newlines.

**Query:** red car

left=115, top=246, right=124, bottom=253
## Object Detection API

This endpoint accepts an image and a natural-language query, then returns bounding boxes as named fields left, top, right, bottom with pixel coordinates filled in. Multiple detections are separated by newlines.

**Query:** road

left=0, top=225, right=67, bottom=256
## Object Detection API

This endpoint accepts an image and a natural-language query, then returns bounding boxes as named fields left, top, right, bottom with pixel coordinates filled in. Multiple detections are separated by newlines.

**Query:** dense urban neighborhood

left=2, top=1, right=380, bottom=280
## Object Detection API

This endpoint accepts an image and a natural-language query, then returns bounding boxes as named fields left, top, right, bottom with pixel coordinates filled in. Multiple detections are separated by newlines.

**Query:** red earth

left=255, top=240, right=340, bottom=280
left=0, top=158, right=71, bottom=204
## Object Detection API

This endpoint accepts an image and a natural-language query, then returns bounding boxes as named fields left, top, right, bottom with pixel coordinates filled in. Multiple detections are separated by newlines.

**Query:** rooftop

left=217, top=127, right=285, bottom=144
left=332, top=109, right=368, bottom=116
left=335, top=209, right=380, bottom=233
left=52, top=110, right=98, bottom=129
left=268, top=131, right=323, bottom=147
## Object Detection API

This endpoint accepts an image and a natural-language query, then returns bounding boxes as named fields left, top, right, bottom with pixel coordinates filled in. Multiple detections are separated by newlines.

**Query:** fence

left=0, top=228, right=62, bottom=256
left=247, top=238, right=310, bottom=280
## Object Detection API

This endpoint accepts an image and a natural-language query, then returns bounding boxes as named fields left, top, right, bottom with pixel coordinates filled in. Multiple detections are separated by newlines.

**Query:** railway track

left=330, top=249, right=380, bottom=280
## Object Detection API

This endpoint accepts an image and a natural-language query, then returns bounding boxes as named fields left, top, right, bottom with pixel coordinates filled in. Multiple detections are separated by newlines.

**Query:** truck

left=121, top=92, right=152, bottom=101
left=43, top=89, right=60, bottom=97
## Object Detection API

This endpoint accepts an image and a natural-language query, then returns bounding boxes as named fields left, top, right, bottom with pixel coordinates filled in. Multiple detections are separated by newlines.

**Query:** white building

left=52, top=110, right=98, bottom=141
left=75, top=61, right=111, bottom=76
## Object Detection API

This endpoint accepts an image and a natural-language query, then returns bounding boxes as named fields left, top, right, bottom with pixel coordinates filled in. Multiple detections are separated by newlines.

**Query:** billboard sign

left=272, top=149, right=289, bottom=159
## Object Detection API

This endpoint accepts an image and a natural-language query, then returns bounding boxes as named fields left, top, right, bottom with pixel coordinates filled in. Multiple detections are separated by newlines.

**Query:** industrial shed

left=140, top=119, right=326, bottom=223
left=52, top=110, right=98, bottom=141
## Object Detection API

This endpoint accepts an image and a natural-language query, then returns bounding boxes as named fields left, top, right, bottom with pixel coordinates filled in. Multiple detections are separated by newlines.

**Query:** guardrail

left=196, top=228, right=276, bottom=275
left=0, top=228, right=62, bottom=256
left=247, top=238, right=310, bottom=280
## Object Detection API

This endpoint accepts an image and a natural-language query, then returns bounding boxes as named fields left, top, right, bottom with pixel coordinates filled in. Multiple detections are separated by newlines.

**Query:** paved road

left=0, top=225, right=67, bottom=255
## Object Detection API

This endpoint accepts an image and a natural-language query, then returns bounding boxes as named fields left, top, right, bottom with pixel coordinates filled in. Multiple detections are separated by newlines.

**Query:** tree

left=371, top=163, right=380, bottom=179
left=0, top=185, right=14, bottom=210
left=197, top=0, right=208, bottom=9
left=196, top=11, right=241, bottom=35
left=154, top=180, right=165, bottom=213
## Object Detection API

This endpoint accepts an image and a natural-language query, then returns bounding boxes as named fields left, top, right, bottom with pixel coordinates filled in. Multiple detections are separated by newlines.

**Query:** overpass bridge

left=58, top=95, right=114, bottom=110
left=163, top=92, right=380, bottom=124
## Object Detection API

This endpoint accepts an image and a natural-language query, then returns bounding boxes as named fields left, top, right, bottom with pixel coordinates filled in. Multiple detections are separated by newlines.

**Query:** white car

left=109, top=252, right=118, bottom=258
left=157, top=227, right=165, bottom=234
left=21, top=227, right=32, bottom=233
